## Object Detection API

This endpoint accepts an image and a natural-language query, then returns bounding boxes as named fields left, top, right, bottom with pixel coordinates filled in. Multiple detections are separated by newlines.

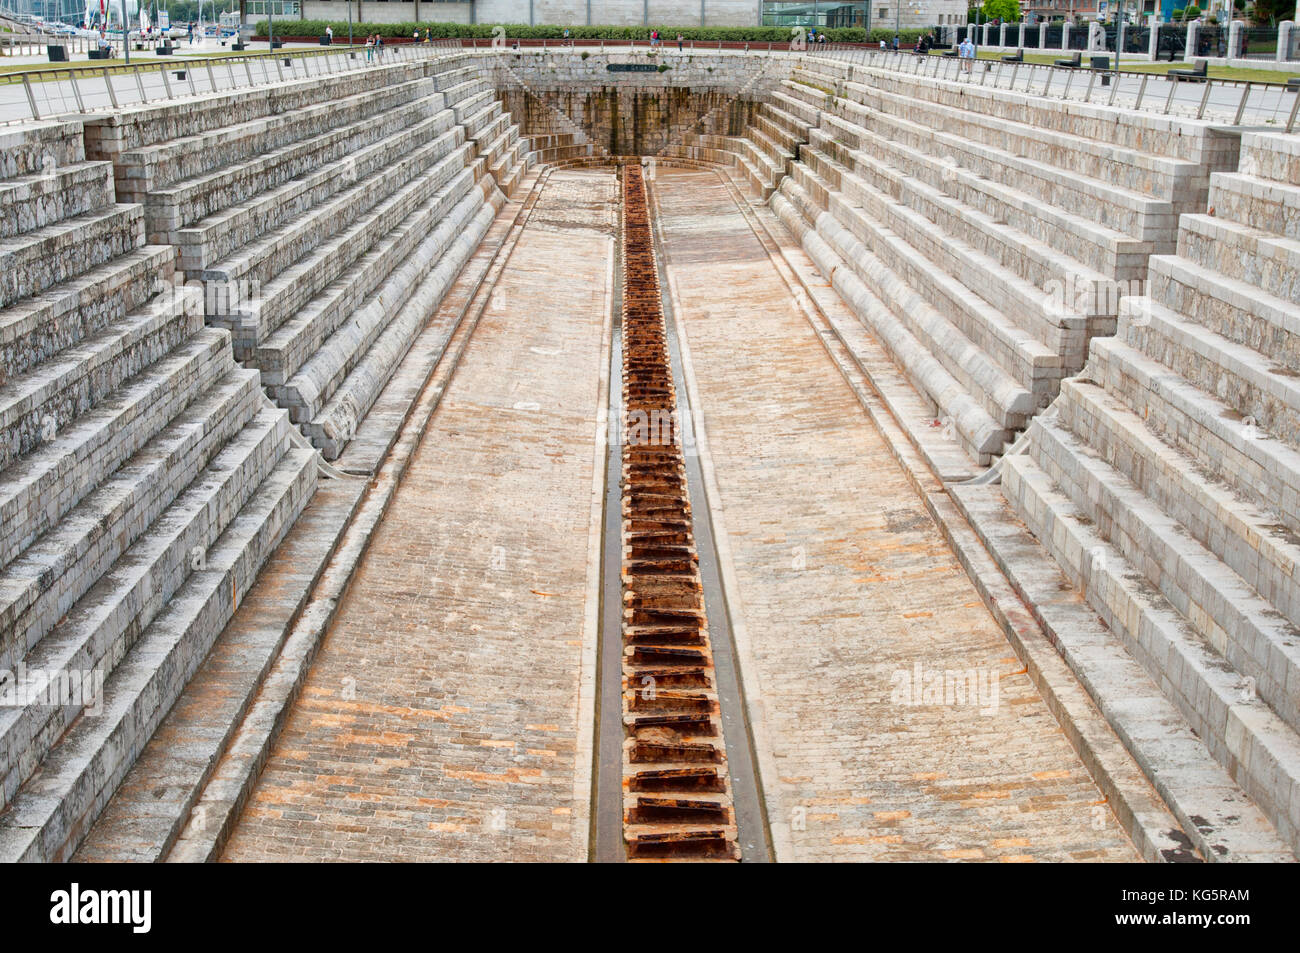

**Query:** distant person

left=676, top=33, right=683, bottom=51
left=958, top=35, right=975, bottom=72
left=375, top=33, right=383, bottom=59
left=891, top=34, right=899, bottom=51
left=325, top=24, right=333, bottom=43
left=366, top=33, right=374, bottom=62
left=187, top=22, right=193, bottom=44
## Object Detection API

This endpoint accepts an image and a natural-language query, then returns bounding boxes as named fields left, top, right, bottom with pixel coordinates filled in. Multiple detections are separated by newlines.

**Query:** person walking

left=676, top=32, right=683, bottom=51
left=325, top=24, right=333, bottom=44
left=375, top=32, right=384, bottom=60
left=366, top=33, right=374, bottom=62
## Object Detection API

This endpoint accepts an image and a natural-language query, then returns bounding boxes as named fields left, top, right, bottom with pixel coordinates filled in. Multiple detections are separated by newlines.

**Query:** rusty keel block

left=618, top=163, right=739, bottom=862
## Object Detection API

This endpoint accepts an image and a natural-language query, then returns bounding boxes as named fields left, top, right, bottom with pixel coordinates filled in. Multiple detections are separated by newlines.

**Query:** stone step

left=145, top=93, right=450, bottom=244
left=955, top=480, right=1295, bottom=862
left=0, top=121, right=86, bottom=180
left=525, top=133, right=581, bottom=151
left=737, top=133, right=786, bottom=183
left=449, top=85, right=494, bottom=120
left=255, top=160, right=481, bottom=389
left=473, top=116, right=515, bottom=170
left=0, top=329, right=233, bottom=573
left=113, top=76, right=441, bottom=198
left=752, top=113, right=800, bottom=157
left=82, top=59, right=434, bottom=159
left=0, top=379, right=278, bottom=815
left=660, top=143, right=739, bottom=168
left=0, top=285, right=204, bottom=473
left=1056, top=378, right=1300, bottom=642
left=180, top=109, right=464, bottom=278
left=805, top=59, right=1239, bottom=166
left=0, top=203, right=143, bottom=312
left=1122, top=296, right=1300, bottom=449
left=798, top=62, right=1209, bottom=207
left=306, top=186, right=502, bottom=459
left=0, top=444, right=316, bottom=862
left=1031, top=408, right=1300, bottom=733
left=72, top=477, right=364, bottom=863
left=1237, top=130, right=1300, bottom=188
left=788, top=78, right=1176, bottom=247
left=770, top=87, right=823, bottom=128
left=432, top=65, right=483, bottom=95
left=1176, top=214, right=1300, bottom=308
left=0, top=161, right=115, bottom=240
left=754, top=102, right=808, bottom=150
left=229, top=137, right=474, bottom=356
left=786, top=165, right=1035, bottom=431
left=748, top=123, right=794, bottom=171
left=0, top=245, right=175, bottom=389
left=0, top=363, right=261, bottom=679
left=801, top=139, right=1074, bottom=388
left=490, top=142, right=527, bottom=197
left=463, top=99, right=504, bottom=141
left=732, top=147, right=776, bottom=200
left=770, top=180, right=1009, bottom=462
left=1209, top=171, right=1300, bottom=239
left=279, top=185, right=490, bottom=432
left=528, top=143, right=594, bottom=165
left=177, top=111, right=461, bottom=278
left=1148, top=253, right=1300, bottom=374
left=1003, top=449, right=1300, bottom=855
left=815, top=107, right=1150, bottom=282
left=811, top=116, right=1118, bottom=310
left=1089, top=332, right=1300, bottom=543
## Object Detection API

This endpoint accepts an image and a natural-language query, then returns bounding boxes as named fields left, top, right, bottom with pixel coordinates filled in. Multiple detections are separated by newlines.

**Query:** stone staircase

left=81, top=54, right=531, bottom=460
left=524, top=132, right=596, bottom=166
left=733, top=57, right=1239, bottom=466
left=955, top=131, right=1300, bottom=861
left=0, top=120, right=315, bottom=863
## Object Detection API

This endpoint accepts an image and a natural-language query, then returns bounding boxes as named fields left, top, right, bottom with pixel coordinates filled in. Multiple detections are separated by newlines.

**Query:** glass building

left=761, top=1, right=870, bottom=29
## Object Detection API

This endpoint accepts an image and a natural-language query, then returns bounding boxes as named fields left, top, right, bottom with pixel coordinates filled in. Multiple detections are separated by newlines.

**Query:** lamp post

left=119, top=0, right=128, bottom=62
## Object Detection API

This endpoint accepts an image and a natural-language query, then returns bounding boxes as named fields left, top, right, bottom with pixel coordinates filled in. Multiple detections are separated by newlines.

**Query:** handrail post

left=68, top=68, right=85, bottom=112
left=1197, top=78, right=1213, bottom=119
left=1233, top=82, right=1251, bottom=125
left=103, top=67, right=118, bottom=108
left=22, top=73, right=39, bottom=120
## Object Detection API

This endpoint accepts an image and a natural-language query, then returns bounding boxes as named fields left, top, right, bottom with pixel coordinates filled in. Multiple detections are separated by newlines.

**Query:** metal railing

left=818, top=47, right=1300, bottom=132
left=0, top=38, right=463, bottom=124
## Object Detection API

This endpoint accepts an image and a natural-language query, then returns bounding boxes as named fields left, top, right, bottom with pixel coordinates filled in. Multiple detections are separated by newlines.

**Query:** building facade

left=290, top=0, right=963, bottom=28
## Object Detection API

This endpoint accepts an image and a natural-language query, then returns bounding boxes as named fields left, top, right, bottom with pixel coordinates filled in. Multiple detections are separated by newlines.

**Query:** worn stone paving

left=653, top=167, right=1138, bottom=862
left=221, top=169, right=617, bottom=862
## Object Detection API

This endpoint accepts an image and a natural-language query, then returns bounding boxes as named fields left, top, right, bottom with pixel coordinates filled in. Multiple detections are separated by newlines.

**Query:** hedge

left=254, top=20, right=868, bottom=43
left=866, top=28, right=932, bottom=43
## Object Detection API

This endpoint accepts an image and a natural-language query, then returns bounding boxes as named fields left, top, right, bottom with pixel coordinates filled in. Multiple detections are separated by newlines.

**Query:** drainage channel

left=593, top=161, right=771, bottom=863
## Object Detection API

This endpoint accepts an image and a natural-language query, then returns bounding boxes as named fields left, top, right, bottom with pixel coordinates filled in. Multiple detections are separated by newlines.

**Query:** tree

left=971, top=0, right=1023, bottom=23
left=1246, top=0, right=1290, bottom=21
